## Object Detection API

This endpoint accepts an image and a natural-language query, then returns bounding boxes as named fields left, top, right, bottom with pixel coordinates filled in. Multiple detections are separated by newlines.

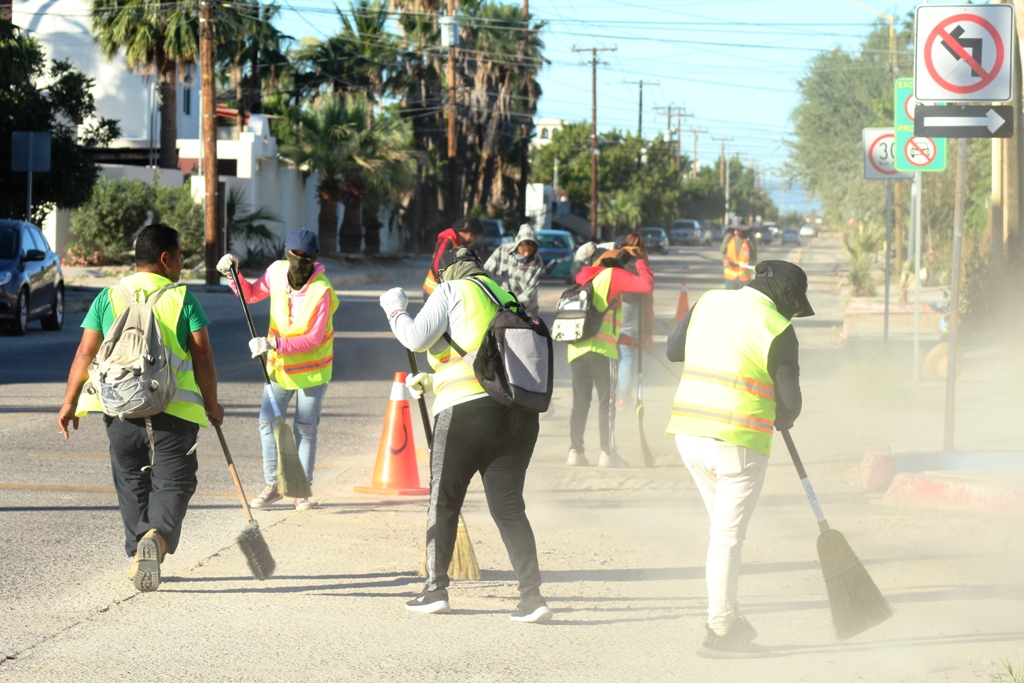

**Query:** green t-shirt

left=82, top=286, right=209, bottom=349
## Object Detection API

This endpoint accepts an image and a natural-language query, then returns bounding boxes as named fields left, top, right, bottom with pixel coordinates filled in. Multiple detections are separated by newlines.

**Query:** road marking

left=333, top=331, right=397, bottom=339
left=0, top=482, right=237, bottom=498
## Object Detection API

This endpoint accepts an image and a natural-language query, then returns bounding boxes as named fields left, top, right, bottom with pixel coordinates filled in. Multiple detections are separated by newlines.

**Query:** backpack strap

left=441, top=277, right=514, bottom=358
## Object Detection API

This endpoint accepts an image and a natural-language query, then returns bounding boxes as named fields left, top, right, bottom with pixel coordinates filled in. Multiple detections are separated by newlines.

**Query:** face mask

left=513, top=252, right=528, bottom=264
left=286, top=251, right=316, bottom=289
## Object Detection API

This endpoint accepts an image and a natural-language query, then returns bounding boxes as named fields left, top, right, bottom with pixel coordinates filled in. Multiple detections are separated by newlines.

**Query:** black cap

left=455, top=217, right=484, bottom=236
left=437, top=245, right=480, bottom=274
left=753, top=260, right=814, bottom=317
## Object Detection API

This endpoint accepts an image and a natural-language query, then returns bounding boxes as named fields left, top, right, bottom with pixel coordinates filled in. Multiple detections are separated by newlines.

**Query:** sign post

left=10, top=131, right=52, bottom=222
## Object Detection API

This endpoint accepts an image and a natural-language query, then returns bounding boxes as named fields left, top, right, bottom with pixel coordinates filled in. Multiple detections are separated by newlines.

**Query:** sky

left=275, top=0, right=929, bottom=214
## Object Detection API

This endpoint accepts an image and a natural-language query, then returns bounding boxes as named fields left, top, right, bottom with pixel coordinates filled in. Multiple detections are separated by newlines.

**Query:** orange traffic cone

left=675, top=280, right=690, bottom=322
left=355, top=372, right=429, bottom=496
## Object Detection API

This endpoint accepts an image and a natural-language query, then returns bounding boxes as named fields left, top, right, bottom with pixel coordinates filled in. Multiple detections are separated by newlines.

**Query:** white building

left=532, top=117, right=565, bottom=148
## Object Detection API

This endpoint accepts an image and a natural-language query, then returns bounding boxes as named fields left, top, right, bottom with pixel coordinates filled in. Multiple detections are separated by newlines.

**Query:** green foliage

left=226, top=186, right=280, bottom=256
left=842, top=223, right=884, bottom=297
left=152, top=184, right=204, bottom=266
left=992, top=656, right=1024, bottom=683
left=69, top=178, right=152, bottom=263
left=0, top=22, right=121, bottom=224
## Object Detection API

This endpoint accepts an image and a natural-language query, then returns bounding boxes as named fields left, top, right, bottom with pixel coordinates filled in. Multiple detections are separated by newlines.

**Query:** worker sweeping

left=218, top=228, right=339, bottom=511
left=665, top=260, right=812, bottom=658
left=615, top=232, right=655, bottom=410
left=380, top=246, right=551, bottom=623
left=566, top=247, right=653, bottom=468
left=57, top=224, right=224, bottom=593
left=719, top=225, right=756, bottom=290
left=423, top=218, right=484, bottom=296
left=483, top=223, right=543, bottom=317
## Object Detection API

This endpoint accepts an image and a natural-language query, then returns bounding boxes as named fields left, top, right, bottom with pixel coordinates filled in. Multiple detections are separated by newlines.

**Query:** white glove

left=249, top=336, right=277, bottom=358
left=380, top=287, right=409, bottom=319
left=217, top=253, right=239, bottom=276
left=405, top=372, right=434, bottom=400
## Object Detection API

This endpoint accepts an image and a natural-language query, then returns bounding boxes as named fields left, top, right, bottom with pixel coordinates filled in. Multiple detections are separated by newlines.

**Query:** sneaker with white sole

left=696, top=621, right=769, bottom=659
left=294, top=498, right=317, bottom=511
left=566, top=449, right=589, bottom=466
left=250, top=484, right=281, bottom=508
left=405, top=588, right=451, bottom=614
left=511, top=594, right=552, bottom=623
left=598, top=451, right=630, bottom=468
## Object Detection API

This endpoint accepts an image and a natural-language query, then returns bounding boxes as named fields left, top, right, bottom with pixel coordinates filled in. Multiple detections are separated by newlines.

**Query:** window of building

left=540, top=128, right=549, bottom=140
left=183, top=86, right=191, bottom=115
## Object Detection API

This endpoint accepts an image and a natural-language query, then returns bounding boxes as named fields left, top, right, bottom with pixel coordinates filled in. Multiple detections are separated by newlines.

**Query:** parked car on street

left=781, top=228, right=801, bottom=245
left=749, top=225, right=773, bottom=245
left=454, top=217, right=507, bottom=261
left=0, top=219, right=64, bottom=335
left=669, top=219, right=702, bottom=246
left=536, top=229, right=575, bottom=282
left=799, top=224, right=818, bottom=238
left=703, top=222, right=726, bottom=245
left=638, top=227, right=668, bottom=254
left=763, top=221, right=780, bottom=239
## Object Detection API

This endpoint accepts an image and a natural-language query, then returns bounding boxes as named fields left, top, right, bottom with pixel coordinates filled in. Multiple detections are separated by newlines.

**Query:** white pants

left=676, top=434, right=769, bottom=636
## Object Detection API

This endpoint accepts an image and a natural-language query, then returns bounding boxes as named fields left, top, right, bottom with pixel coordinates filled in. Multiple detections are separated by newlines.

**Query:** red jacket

left=575, top=258, right=654, bottom=302
left=423, top=228, right=464, bottom=295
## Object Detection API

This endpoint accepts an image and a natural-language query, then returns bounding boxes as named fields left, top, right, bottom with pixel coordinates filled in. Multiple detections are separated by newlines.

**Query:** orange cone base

left=355, top=371, right=430, bottom=497
left=354, top=485, right=429, bottom=496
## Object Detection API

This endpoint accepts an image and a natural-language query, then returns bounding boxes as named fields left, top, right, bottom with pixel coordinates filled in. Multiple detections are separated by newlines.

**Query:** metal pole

left=637, top=80, right=643, bottom=139
left=913, top=171, right=923, bottom=383
left=590, top=48, right=598, bottom=241
left=724, top=153, right=730, bottom=228
left=884, top=177, right=893, bottom=343
left=943, top=138, right=967, bottom=452
left=200, top=0, right=220, bottom=284
left=447, top=0, right=458, bottom=222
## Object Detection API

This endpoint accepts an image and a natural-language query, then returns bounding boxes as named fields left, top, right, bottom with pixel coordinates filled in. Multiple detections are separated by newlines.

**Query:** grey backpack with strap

left=87, top=283, right=182, bottom=420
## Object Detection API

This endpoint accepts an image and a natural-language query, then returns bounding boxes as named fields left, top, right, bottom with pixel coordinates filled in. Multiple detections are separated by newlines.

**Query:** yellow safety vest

left=665, top=288, right=791, bottom=456
left=265, top=260, right=339, bottom=390
left=76, top=272, right=208, bottom=427
left=567, top=268, right=619, bottom=363
left=428, top=276, right=514, bottom=414
left=724, top=237, right=753, bottom=282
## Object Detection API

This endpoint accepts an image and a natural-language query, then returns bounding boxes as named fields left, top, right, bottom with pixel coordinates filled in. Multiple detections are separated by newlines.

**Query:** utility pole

left=655, top=103, right=676, bottom=163
left=517, top=0, right=531, bottom=226
left=713, top=137, right=734, bottom=226
left=624, top=79, right=658, bottom=139
left=573, top=45, right=616, bottom=241
left=200, top=0, right=219, bottom=285
left=674, top=109, right=692, bottom=168
left=447, top=0, right=458, bottom=223
left=688, top=127, right=706, bottom=180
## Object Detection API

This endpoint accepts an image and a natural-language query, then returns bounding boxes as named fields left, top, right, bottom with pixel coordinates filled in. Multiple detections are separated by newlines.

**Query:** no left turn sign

left=915, top=4, right=1015, bottom=102
left=863, top=128, right=913, bottom=181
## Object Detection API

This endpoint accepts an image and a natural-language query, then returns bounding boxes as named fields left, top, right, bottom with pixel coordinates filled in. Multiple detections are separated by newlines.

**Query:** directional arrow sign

left=914, top=104, right=1014, bottom=138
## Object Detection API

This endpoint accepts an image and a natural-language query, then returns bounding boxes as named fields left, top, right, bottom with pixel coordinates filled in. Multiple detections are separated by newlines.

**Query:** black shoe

left=405, top=588, right=451, bottom=614
left=511, top=594, right=552, bottom=623
left=696, top=622, right=769, bottom=659
left=731, top=615, right=758, bottom=641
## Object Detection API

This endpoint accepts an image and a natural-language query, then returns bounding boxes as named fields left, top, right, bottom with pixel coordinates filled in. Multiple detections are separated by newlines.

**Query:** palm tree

left=280, top=92, right=418, bottom=255
left=225, top=186, right=280, bottom=256
left=599, top=190, right=642, bottom=235
left=91, top=0, right=199, bottom=169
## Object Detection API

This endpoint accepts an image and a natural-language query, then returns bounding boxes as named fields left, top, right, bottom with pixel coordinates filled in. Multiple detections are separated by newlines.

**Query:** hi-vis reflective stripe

left=170, top=356, right=193, bottom=372
left=282, top=355, right=334, bottom=374
left=681, top=365, right=775, bottom=401
left=176, top=388, right=205, bottom=407
left=671, top=403, right=774, bottom=434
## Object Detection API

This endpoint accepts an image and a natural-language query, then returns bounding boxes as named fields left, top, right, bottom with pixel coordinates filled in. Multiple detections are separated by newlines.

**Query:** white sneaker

left=598, top=452, right=630, bottom=468
left=566, top=449, right=589, bottom=466
left=294, top=498, right=317, bottom=511
left=250, top=484, right=281, bottom=508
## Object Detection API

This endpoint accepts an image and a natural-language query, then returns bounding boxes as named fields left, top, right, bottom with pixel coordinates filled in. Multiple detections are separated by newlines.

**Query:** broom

left=228, top=264, right=311, bottom=499
left=408, top=349, right=480, bottom=581
left=212, top=423, right=276, bottom=580
left=635, top=300, right=654, bottom=467
left=781, top=429, right=892, bottom=640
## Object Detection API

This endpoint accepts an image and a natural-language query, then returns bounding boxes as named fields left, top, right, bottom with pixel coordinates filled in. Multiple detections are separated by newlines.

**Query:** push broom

left=408, top=350, right=480, bottom=581
left=212, top=423, right=276, bottom=580
left=635, top=300, right=654, bottom=467
left=228, top=264, right=311, bottom=499
left=781, top=429, right=892, bottom=640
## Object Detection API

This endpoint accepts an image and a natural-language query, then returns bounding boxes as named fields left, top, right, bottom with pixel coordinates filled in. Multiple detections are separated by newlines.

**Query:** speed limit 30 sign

left=863, top=128, right=913, bottom=180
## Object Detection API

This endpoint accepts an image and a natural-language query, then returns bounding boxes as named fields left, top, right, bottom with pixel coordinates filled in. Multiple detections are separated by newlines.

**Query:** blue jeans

left=259, top=381, right=328, bottom=486
left=617, top=345, right=637, bottom=402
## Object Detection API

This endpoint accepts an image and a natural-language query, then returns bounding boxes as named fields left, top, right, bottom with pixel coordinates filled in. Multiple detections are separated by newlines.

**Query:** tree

left=0, top=21, right=120, bottom=224
left=91, top=0, right=200, bottom=169
left=280, top=92, right=418, bottom=255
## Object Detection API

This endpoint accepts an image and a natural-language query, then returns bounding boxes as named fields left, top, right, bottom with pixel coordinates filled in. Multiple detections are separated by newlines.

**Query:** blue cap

left=285, top=228, right=319, bottom=255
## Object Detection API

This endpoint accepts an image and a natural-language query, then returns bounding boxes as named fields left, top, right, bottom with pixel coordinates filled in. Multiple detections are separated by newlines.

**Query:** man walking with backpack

left=565, top=247, right=653, bottom=468
left=379, top=246, right=552, bottom=623
left=57, top=224, right=223, bottom=593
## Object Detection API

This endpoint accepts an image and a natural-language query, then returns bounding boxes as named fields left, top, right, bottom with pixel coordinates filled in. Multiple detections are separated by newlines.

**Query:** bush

left=153, top=185, right=204, bottom=267
left=69, top=178, right=153, bottom=263
left=62, top=243, right=103, bottom=267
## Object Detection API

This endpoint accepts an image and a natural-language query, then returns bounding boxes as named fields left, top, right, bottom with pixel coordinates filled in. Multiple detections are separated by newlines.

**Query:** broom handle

left=229, top=264, right=285, bottom=420
left=781, top=429, right=828, bottom=528
left=407, top=349, right=433, bottom=449
left=213, top=423, right=255, bottom=524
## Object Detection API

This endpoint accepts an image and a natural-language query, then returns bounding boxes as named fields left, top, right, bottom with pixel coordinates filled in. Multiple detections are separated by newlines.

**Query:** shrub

left=62, top=243, right=103, bottom=267
left=69, top=178, right=153, bottom=263
left=153, top=185, right=204, bottom=267
left=843, top=224, right=884, bottom=297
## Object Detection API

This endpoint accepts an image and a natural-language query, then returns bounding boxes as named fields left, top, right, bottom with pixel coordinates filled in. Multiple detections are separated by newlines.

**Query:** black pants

left=427, top=398, right=541, bottom=598
left=570, top=351, right=613, bottom=454
left=105, top=412, right=199, bottom=557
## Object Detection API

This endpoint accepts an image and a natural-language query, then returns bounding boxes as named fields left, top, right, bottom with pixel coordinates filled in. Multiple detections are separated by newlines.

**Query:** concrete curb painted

left=883, top=471, right=1024, bottom=514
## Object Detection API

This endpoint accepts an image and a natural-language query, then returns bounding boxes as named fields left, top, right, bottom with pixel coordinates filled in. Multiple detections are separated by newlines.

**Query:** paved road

left=2, top=239, right=1022, bottom=682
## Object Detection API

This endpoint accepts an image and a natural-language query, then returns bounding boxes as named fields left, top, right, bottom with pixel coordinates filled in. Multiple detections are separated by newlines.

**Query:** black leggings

left=426, top=397, right=541, bottom=598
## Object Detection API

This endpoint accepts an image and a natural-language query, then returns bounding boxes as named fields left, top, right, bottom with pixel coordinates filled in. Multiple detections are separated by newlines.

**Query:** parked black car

left=0, top=219, right=64, bottom=335
left=638, top=227, right=668, bottom=254
left=669, top=219, right=702, bottom=246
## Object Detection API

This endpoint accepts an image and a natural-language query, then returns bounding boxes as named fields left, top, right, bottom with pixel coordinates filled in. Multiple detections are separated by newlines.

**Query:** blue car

left=0, top=219, right=65, bottom=335
left=536, top=229, right=575, bottom=283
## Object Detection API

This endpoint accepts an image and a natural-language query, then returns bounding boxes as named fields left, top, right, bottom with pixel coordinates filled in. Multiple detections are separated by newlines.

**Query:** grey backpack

left=87, top=283, right=181, bottom=419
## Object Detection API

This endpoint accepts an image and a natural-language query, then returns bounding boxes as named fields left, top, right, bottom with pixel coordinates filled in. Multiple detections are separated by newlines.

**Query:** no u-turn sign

left=915, top=4, right=1015, bottom=102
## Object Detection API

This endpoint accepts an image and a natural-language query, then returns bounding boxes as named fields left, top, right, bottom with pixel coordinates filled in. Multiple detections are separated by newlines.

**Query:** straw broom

left=212, top=423, right=276, bottom=580
left=229, top=265, right=311, bottom=499
left=781, top=429, right=893, bottom=640
left=408, top=350, right=480, bottom=581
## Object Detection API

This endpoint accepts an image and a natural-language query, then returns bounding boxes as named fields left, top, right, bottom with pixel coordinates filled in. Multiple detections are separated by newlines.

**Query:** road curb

left=883, top=471, right=1024, bottom=514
